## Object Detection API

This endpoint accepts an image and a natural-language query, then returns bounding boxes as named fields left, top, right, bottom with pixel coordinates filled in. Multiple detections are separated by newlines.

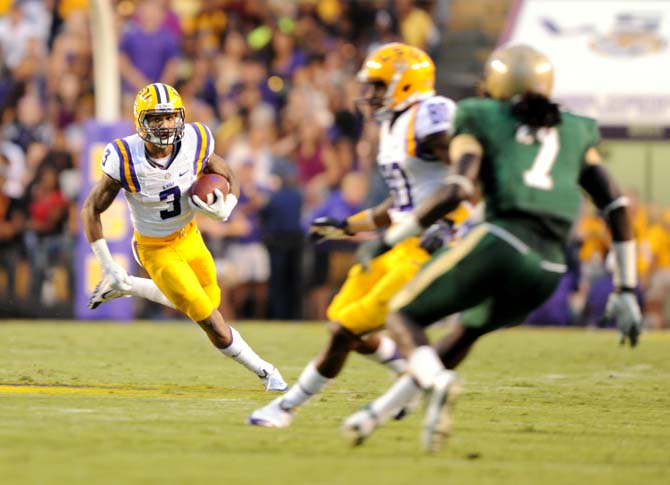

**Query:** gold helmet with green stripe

left=483, top=44, right=554, bottom=100
left=133, top=83, right=185, bottom=146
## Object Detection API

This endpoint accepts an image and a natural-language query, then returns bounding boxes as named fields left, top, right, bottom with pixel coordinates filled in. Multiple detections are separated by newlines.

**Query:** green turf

left=0, top=322, right=668, bottom=485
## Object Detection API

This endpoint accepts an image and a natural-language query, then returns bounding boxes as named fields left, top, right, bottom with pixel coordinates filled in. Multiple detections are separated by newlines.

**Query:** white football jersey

left=101, top=122, right=214, bottom=237
left=377, top=95, right=456, bottom=224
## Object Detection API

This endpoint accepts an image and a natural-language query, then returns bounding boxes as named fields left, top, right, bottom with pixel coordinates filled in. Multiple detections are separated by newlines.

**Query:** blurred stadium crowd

left=0, top=0, right=668, bottom=329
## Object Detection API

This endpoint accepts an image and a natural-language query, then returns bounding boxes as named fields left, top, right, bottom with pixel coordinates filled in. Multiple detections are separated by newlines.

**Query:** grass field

left=0, top=321, right=668, bottom=485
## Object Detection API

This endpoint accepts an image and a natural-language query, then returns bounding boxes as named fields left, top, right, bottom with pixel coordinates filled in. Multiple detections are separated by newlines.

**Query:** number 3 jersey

left=377, top=95, right=457, bottom=224
left=100, top=122, right=214, bottom=237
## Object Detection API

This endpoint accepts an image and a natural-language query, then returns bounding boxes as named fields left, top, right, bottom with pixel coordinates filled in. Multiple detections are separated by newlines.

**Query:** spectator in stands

left=396, top=0, right=440, bottom=53
left=366, top=8, right=401, bottom=53
left=215, top=30, right=247, bottom=100
left=225, top=160, right=272, bottom=319
left=49, top=71, right=83, bottom=130
left=185, top=0, right=228, bottom=56
left=4, top=93, right=52, bottom=153
left=0, top=152, right=27, bottom=308
left=260, top=158, right=304, bottom=320
left=0, top=1, right=43, bottom=73
left=226, top=106, right=276, bottom=189
left=270, top=29, right=306, bottom=80
left=119, top=0, right=181, bottom=93
left=47, top=8, right=92, bottom=95
left=24, top=162, right=69, bottom=304
left=157, top=0, right=182, bottom=41
left=0, top=140, right=27, bottom=199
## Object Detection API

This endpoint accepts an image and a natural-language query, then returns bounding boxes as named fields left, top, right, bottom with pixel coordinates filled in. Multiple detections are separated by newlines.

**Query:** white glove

left=604, top=290, right=642, bottom=347
left=90, top=239, right=132, bottom=291
left=105, top=263, right=132, bottom=291
left=190, top=189, right=238, bottom=222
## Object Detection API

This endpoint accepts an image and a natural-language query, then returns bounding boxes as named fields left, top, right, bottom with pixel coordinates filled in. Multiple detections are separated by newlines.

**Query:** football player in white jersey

left=81, top=83, right=287, bottom=392
left=248, top=43, right=467, bottom=427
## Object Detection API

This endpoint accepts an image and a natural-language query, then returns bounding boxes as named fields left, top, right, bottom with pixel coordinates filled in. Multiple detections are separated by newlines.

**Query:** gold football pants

left=133, top=221, right=220, bottom=321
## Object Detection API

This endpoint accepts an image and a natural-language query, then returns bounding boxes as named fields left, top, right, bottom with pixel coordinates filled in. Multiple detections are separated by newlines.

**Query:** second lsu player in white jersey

left=81, top=82, right=287, bottom=392
left=248, top=43, right=467, bottom=428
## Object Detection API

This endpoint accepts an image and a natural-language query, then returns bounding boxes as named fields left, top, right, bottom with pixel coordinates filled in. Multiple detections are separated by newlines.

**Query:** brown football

left=190, top=173, right=230, bottom=205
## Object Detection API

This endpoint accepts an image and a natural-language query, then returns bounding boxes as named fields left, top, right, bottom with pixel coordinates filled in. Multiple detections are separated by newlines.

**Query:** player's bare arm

left=81, top=174, right=122, bottom=242
left=344, top=197, right=393, bottom=234
left=203, top=152, right=240, bottom=198
left=310, top=196, right=394, bottom=242
left=81, top=173, right=130, bottom=291
left=419, top=131, right=451, bottom=165
left=415, top=134, right=481, bottom=228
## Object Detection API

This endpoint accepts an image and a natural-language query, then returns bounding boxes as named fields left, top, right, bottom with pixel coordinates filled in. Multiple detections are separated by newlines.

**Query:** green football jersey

left=452, top=97, right=600, bottom=242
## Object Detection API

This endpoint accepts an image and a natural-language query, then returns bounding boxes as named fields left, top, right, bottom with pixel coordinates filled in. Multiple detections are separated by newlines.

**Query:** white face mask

left=139, top=111, right=185, bottom=147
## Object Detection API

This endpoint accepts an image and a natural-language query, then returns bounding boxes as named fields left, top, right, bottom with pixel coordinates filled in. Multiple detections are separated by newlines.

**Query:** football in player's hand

left=190, top=173, right=230, bottom=205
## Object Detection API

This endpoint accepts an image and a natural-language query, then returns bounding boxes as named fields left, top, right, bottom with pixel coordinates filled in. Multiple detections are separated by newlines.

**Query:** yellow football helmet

left=133, top=83, right=186, bottom=146
left=483, top=44, right=554, bottom=100
left=357, top=43, right=435, bottom=119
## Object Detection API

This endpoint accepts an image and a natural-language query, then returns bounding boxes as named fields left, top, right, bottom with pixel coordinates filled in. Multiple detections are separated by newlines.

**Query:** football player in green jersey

left=341, top=44, right=642, bottom=453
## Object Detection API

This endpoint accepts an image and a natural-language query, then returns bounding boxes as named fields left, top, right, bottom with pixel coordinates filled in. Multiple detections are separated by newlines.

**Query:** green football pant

left=389, top=224, right=564, bottom=333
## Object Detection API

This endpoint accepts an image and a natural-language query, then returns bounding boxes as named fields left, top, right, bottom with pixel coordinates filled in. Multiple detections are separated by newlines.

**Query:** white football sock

left=129, top=276, right=176, bottom=309
left=280, top=361, right=330, bottom=410
left=363, top=335, right=407, bottom=374
left=369, top=373, right=421, bottom=423
left=408, top=345, right=445, bottom=390
left=219, top=327, right=273, bottom=377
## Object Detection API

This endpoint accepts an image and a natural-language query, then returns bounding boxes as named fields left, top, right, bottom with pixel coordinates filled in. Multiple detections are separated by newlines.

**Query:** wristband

left=223, top=193, right=238, bottom=209
left=91, top=239, right=115, bottom=268
left=612, top=240, right=637, bottom=289
left=346, top=209, right=375, bottom=233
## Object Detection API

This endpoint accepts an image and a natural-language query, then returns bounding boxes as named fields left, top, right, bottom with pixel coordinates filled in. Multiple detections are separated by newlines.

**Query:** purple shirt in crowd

left=120, top=24, right=180, bottom=91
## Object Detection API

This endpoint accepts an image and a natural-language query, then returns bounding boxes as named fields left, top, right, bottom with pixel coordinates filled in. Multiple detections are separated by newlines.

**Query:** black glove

left=419, top=220, right=454, bottom=254
left=309, top=217, right=352, bottom=243
left=355, top=237, right=392, bottom=272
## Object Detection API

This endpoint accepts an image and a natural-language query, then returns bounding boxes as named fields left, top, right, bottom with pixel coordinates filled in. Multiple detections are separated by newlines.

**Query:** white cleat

left=340, top=405, right=378, bottom=446
left=88, top=277, right=130, bottom=310
left=422, top=370, right=462, bottom=454
left=260, top=367, right=288, bottom=392
left=247, top=396, right=294, bottom=428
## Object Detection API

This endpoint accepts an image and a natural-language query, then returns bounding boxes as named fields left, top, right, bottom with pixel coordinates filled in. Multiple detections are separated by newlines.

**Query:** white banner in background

left=504, top=0, right=670, bottom=126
